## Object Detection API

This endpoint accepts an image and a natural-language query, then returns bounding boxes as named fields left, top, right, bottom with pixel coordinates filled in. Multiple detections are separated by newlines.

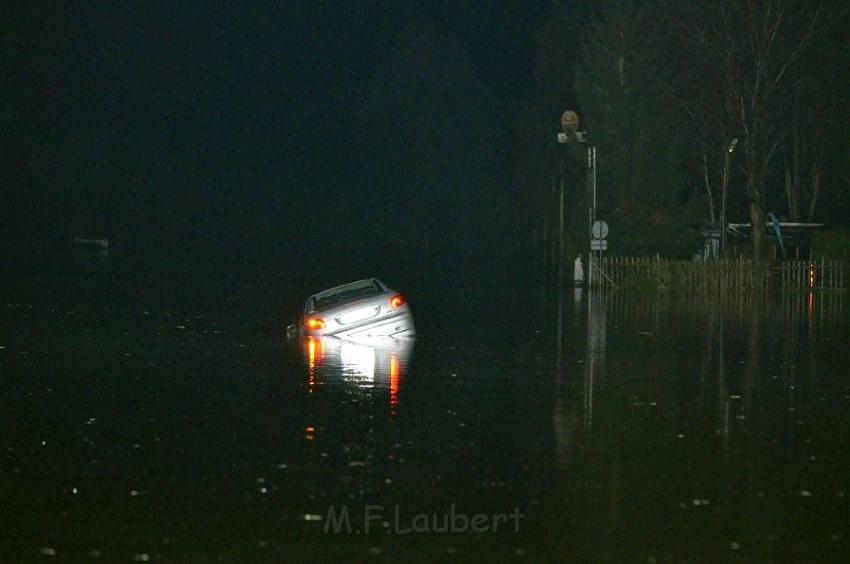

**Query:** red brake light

left=306, top=317, right=325, bottom=330
left=389, top=294, right=405, bottom=309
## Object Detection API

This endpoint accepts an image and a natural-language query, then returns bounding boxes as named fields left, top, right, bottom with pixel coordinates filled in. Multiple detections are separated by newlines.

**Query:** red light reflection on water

left=389, top=354, right=400, bottom=416
left=305, top=337, right=324, bottom=393
left=807, top=291, right=814, bottom=324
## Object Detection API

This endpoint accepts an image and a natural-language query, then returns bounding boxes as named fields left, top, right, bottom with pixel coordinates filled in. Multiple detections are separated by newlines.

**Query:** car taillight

left=389, top=294, right=405, bottom=309
left=306, top=317, right=325, bottom=330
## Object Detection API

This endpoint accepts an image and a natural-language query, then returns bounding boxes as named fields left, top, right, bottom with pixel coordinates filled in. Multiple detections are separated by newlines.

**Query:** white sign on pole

left=591, top=220, right=609, bottom=240
left=591, top=239, right=608, bottom=251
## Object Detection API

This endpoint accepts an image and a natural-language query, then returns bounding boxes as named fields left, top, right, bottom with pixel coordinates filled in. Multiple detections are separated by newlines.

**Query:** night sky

left=2, top=2, right=547, bottom=280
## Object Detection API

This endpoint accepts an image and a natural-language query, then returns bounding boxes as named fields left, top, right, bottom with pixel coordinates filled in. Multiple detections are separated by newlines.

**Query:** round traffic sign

left=592, top=220, right=609, bottom=239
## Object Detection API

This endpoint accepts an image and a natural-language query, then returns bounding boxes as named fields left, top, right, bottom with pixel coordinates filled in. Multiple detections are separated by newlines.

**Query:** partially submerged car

left=287, top=278, right=415, bottom=340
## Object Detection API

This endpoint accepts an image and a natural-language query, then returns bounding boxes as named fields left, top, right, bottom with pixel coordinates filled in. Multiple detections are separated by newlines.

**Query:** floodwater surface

left=1, top=250, right=848, bottom=562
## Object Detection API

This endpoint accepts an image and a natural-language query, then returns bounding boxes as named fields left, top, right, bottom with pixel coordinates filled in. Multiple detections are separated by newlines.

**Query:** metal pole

left=557, top=162, right=565, bottom=347
left=587, top=146, right=593, bottom=289
left=558, top=161, right=565, bottom=293
left=721, top=139, right=737, bottom=258
left=590, top=145, right=603, bottom=285
left=720, top=149, right=729, bottom=258
left=592, top=146, right=597, bottom=228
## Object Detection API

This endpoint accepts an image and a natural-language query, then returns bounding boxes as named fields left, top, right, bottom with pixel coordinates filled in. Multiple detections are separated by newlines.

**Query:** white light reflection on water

left=300, top=335, right=414, bottom=417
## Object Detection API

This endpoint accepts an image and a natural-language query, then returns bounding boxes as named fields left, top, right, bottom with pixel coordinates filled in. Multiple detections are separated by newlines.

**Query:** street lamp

left=727, top=138, right=738, bottom=153
left=558, top=111, right=595, bottom=287
left=720, top=138, right=738, bottom=257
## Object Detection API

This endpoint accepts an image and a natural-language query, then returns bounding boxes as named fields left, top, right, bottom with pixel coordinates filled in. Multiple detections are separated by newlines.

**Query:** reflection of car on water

left=287, top=278, right=415, bottom=340
left=302, top=335, right=414, bottom=382
left=301, top=335, right=414, bottom=415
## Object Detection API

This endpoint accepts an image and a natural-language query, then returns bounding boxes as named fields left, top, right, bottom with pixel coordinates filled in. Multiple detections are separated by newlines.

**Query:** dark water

left=1, top=250, right=849, bottom=562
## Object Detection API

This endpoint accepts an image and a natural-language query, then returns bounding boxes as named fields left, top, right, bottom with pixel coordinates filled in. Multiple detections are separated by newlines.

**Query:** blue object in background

left=768, top=213, right=785, bottom=261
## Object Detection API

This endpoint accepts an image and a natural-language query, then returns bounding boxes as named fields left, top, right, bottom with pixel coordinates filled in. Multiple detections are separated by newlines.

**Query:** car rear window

left=313, top=280, right=382, bottom=310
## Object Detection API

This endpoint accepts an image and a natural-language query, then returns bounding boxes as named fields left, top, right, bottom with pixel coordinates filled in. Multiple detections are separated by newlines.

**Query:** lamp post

left=555, top=111, right=579, bottom=294
left=558, top=111, right=594, bottom=287
left=720, top=138, right=738, bottom=257
left=587, top=144, right=596, bottom=287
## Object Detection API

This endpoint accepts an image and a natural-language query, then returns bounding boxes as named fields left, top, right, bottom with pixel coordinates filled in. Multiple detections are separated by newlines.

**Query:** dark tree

left=574, top=0, right=700, bottom=257
left=669, top=0, right=848, bottom=259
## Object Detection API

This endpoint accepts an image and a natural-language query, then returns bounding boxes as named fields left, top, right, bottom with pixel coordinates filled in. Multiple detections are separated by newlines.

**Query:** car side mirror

left=286, top=323, right=298, bottom=340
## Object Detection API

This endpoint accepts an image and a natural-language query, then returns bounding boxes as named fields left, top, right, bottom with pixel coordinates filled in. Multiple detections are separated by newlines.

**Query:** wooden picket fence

left=590, top=256, right=848, bottom=291
left=779, top=259, right=846, bottom=290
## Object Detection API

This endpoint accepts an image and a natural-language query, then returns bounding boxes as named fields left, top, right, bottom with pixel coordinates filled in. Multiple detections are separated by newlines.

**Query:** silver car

left=287, top=278, right=415, bottom=340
